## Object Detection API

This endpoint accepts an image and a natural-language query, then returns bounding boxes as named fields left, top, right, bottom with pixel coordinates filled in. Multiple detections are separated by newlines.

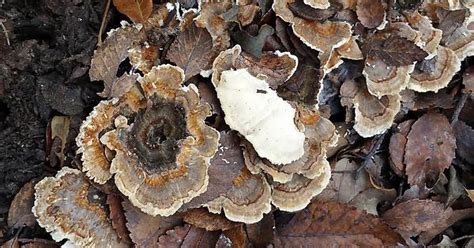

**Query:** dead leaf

left=467, top=190, right=474, bottom=202
left=231, top=24, right=274, bottom=58
left=113, top=0, right=153, bottom=23
left=123, top=200, right=182, bottom=248
left=317, top=158, right=370, bottom=204
left=438, top=9, right=468, bottom=44
left=216, top=225, right=247, bottom=248
left=0, top=238, right=19, bottom=248
left=288, top=0, right=337, bottom=21
left=273, top=201, right=403, bottom=246
left=404, top=112, right=456, bottom=187
left=89, top=25, right=142, bottom=97
left=277, top=62, right=320, bottom=106
left=157, top=224, right=220, bottom=248
left=47, top=116, right=70, bottom=168
left=364, top=36, right=428, bottom=66
left=418, top=207, right=474, bottom=244
left=106, top=195, right=131, bottom=244
left=7, top=181, right=36, bottom=229
left=453, top=121, right=474, bottom=164
left=110, top=72, right=139, bottom=99
left=389, top=120, right=414, bottom=177
left=382, top=199, right=453, bottom=238
left=183, top=208, right=239, bottom=231
left=349, top=188, right=397, bottom=216
left=412, top=89, right=455, bottom=110
left=245, top=212, right=274, bottom=247
left=446, top=166, right=466, bottom=207
left=166, top=23, right=216, bottom=80
left=356, top=0, right=385, bottom=29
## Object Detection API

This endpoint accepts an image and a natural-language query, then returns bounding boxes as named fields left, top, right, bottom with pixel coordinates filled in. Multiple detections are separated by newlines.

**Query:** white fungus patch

left=215, top=68, right=305, bottom=165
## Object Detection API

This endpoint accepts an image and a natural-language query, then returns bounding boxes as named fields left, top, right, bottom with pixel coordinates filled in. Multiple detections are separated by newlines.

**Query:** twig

left=0, top=18, right=10, bottom=46
left=451, top=92, right=468, bottom=125
left=98, top=0, right=111, bottom=47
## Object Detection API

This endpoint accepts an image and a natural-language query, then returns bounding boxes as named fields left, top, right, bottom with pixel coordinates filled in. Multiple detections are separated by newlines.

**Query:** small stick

left=98, top=0, right=111, bottom=47
left=0, top=18, right=10, bottom=46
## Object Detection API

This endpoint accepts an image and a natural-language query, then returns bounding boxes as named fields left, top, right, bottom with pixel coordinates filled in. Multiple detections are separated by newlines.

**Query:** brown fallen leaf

left=216, top=225, right=247, bottom=248
left=389, top=120, right=415, bottom=177
left=107, top=195, right=131, bottom=244
left=157, top=224, right=220, bottom=248
left=47, top=116, right=70, bottom=168
left=382, top=199, right=453, bottom=238
left=166, top=23, right=216, bottom=80
left=183, top=208, right=239, bottom=231
left=273, top=201, right=403, bottom=246
left=453, top=121, right=474, bottom=164
left=277, top=62, right=320, bottom=106
left=245, top=212, right=274, bottom=247
left=89, top=24, right=142, bottom=97
left=356, top=0, right=385, bottom=29
left=363, top=36, right=428, bottom=66
left=113, top=0, right=153, bottom=23
left=123, top=200, right=183, bottom=248
left=7, top=181, right=36, bottom=229
left=404, top=112, right=456, bottom=187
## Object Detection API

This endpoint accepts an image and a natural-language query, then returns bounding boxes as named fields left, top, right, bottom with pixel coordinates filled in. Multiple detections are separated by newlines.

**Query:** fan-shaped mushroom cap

left=195, top=0, right=233, bottom=49
left=363, top=58, right=415, bottom=98
left=272, top=0, right=352, bottom=57
left=390, top=22, right=424, bottom=46
left=408, top=46, right=461, bottom=92
left=442, top=19, right=474, bottom=60
left=304, top=0, right=331, bottom=9
left=205, top=168, right=272, bottom=224
left=341, top=80, right=401, bottom=137
left=423, top=0, right=464, bottom=10
left=321, top=36, right=363, bottom=73
left=76, top=85, right=145, bottom=184
left=33, top=167, right=127, bottom=248
left=99, top=65, right=219, bottom=216
left=271, top=161, right=331, bottom=212
left=405, top=12, right=443, bottom=59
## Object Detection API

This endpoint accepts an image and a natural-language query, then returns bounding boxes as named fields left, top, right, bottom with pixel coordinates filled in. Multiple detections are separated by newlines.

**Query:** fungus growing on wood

left=32, top=167, right=127, bottom=248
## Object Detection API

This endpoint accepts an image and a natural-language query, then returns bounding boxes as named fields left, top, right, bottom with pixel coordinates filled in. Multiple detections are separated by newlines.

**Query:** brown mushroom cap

left=408, top=46, right=461, bottom=92
left=100, top=65, right=219, bottom=216
left=405, top=13, right=443, bottom=59
left=271, top=161, right=331, bottom=211
left=363, top=58, right=415, bottom=98
left=341, top=80, right=401, bottom=137
left=32, top=167, right=127, bottom=248
left=195, top=0, right=233, bottom=49
left=205, top=168, right=272, bottom=224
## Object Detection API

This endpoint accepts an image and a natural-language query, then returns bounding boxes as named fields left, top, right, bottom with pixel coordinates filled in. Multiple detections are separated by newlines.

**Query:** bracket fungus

left=33, top=167, right=126, bottom=248
left=78, top=65, right=219, bottom=216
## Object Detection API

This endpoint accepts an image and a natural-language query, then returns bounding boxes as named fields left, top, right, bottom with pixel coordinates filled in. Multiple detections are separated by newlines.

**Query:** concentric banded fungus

left=100, top=65, right=219, bottom=216
left=304, top=0, right=331, bottom=9
left=408, top=46, right=461, bottom=92
left=212, top=46, right=304, bottom=165
left=405, top=12, right=443, bottom=59
left=273, top=0, right=352, bottom=63
left=195, top=0, right=233, bottom=49
left=205, top=169, right=272, bottom=224
left=341, top=80, right=401, bottom=137
left=76, top=85, right=145, bottom=184
left=271, top=161, right=331, bottom=211
left=33, top=167, right=126, bottom=248
left=363, top=58, right=415, bottom=98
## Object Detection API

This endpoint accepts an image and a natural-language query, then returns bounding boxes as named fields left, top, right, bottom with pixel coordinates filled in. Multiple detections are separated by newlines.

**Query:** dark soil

left=0, top=0, right=107, bottom=236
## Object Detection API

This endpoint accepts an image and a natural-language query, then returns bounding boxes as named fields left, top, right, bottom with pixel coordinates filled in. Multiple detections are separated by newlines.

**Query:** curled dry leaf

left=389, top=120, right=415, bottom=177
left=231, top=24, right=275, bottom=58
left=404, top=112, right=456, bottom=187
left=89, top=23, right=142, bottom=97
left=157, top=224, right=220, bottom=248
left=273, top=201, right=404, bottom=246
left=113, top=0, right=153, bottom=23
left=123, top=200, right=182, bottom=248
left=382, top=199, right=454, bottom=237
left=356, top=0, right=385, bottom=29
